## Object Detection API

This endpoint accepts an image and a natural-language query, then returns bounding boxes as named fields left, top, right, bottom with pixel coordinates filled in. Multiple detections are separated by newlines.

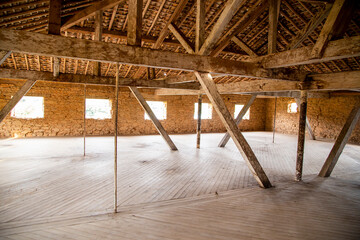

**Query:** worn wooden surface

left=195, top=72, right=271, bottom=188
left=319, top=100, right=360, bottom=177
left=93, top=10, right=102, bottom=76
left=168, top=23, right=194, bottom=54
left=127, top=0, right=143, bottom=46
left=0, top=50, right=11, bottom=65
left=295, top=98, right=316, bottom=140
left=195, top=0, right=205, bottom=53
left=0, top=133, right=360, bottom=239
left=268, top=0, right=280, bottom=54
left=0, top=29, right=302, bottom=81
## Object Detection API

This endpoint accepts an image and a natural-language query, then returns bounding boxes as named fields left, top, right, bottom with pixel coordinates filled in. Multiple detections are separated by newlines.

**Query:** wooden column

left=195, top=0, right=205, bottom=53
left=48, top=0, right=62, bottom=77
left=93, top=10, right=102, bottom=76
left=319, top=101, right=360, bottom=177
left=295, top=98, right=315, bottom=140
left=114, top=63, right=119, bottom=213
left=195, top=72, right=272, bottom=188
left=0, top=50, right=12, bottom=65
left=272, top=97, right=277, bottom=143
left=127, top=0, right=143, bottom=46
left=0, top=79, right=37, bottom=124
left=129, top=87, right=178, bottom=151
left=218, top=94, right=257, bottom=148
left=295, top=90, right=308, bottom=181
left=196, top=94, right=202, bottom=148
left=268, top=0, right=280, bottom=54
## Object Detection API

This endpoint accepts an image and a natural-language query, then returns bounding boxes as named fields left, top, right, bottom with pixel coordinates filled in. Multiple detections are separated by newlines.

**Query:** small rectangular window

left=194, top=103, right=212, bottom=119
left=234, top=104, right=250, bottom=120
left=287, top=102, right=298, bottom=113
left=145, top=101, right=167, bottom=120
left=86, top=99, right=112, bottom=119
left=11, top=96, right=44, bottom=119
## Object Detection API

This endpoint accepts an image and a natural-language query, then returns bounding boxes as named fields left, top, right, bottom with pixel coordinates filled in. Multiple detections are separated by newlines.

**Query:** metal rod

left=83, top=84, right=86, bottom=156
left=272, top=97, right=277, bottom=143
left=196, top=94, right=202, bottom=148
left=114, top=63, right=119, bottom=213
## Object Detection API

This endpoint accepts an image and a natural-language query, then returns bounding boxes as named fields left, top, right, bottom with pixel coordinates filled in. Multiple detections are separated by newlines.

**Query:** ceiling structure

left=0, top=0, right=359, bottom=91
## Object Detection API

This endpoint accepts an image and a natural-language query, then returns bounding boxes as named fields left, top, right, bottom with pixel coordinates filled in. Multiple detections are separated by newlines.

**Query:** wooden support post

left=195, top=0, right=205, bottom=53
left=114, top=63, right=119, bottom=213
left=93, top=10, right=102, bottom=76
left=83, top=84, right=86, bottom=156
left=268, top=0, right=281, bottom=54
left=319, top=101, right=360, bottom=177
left=0, top=79, right=37, bottom=124
left=196, top=94, right=202, bottom=148
left=129, top=87, right=178, bottom=151
left=48, top=0, right=61, bottom=77
left=0, top=50, right=12, bottom=65
left=218, top=94, right=257, bottom=147
left=295, top=98, right=315, bottom=140
left=295, top=90, right=308, bottom=181
left=127, top=0, right=143, bottom=46
left=195, top=72, right=271, bottom=188
left=53, top=57, right=60, bottom=77
left=272, top=97, right=277, bottom=143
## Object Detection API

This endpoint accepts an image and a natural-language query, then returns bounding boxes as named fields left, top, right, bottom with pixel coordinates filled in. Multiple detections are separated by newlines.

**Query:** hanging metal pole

left=272, top=97, right=277, bottom=143
left=196, top=94, right=202, bottom=148
left=114, top=63, right=119, bottom=213
left=83, top=84, right=86, bottom=156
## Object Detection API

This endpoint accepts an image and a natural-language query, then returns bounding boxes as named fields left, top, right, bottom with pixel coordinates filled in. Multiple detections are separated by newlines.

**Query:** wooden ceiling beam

left=249, top=35, right=360, bottom=68
left=0, top=68, right=200, bottom=90
left=168, top=23, right=194, bottom=54
left=195, top=0, right=205, bottom=53
left=127, top=0, right=143, bottom=46
left=268, top=0, right=281, bottom=54
left=61, top=0, right=125, bottom=31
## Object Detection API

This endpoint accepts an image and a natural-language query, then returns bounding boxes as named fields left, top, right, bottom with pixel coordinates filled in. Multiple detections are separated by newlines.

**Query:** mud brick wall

left=0, top=80, right=266, bottom=138
left=265, top=96, right=360, bottom=144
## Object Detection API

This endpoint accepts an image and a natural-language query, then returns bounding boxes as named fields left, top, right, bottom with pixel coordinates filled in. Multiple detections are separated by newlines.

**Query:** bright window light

left=86, top=99, right=112, bottom=119
left=194, top=103, right=212, bottom=119
left=11, top=96, right=44, bottom=119
left=145, top=101, right=167, bottom=120
left=234, top=104, right=250, bottom=120
left=287, top=102, right=298, bottom=113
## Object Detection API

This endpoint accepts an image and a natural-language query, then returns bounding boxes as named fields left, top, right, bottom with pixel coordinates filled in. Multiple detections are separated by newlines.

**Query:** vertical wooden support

left=48, top=0, right=61, bottom=77
left=114, top=63, right=119, bottom=213
left=195, top=72, right=272, bottom=188
left=218, top=94, right=257, bottom=147
left=295, top=90, right=308, bottom=181
left=129, top=87, right=178, bottom=151
left=0, top=50, right=12, bottom=65
left=195, top=0, right=205, bottom=53
left=94, top=10, right=102, bottom=76
left=127, top=0, right=143, bottom=46
left=268, top=0, right=281, bottom=54
left=83, top=84, right=86, bottom=156
left=272, top=97, right=277, bottom=143
left=196, top=94, right=202, bottom=148
left=319, top=101, right=360, bottom=177
left=295, top=98, right=315, bottom=140
left=0, top=79, right=37, bottom=124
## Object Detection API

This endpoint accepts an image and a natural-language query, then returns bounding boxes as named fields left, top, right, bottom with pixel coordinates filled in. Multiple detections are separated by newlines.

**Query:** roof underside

left=0, top=0, right=359, bottom=84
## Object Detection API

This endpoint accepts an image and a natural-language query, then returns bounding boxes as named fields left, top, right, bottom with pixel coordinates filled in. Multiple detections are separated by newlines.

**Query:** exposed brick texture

left=0, top=80, right=266, bottom=138
left=265, top=96, right=360, bottom=145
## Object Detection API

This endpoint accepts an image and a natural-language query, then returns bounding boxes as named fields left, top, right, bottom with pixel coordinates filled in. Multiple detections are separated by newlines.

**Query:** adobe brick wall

left=265, top=96, right=360, bottom=144
left=0, top=80, right=266, bottom=138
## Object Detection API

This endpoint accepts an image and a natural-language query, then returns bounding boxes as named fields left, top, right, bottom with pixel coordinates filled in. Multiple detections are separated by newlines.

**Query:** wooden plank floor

left=0, top=132, right=359, bottom=239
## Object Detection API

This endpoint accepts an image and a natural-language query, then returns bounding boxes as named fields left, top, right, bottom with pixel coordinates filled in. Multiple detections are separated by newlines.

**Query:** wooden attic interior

left=0, top=0, right=360, bottom=239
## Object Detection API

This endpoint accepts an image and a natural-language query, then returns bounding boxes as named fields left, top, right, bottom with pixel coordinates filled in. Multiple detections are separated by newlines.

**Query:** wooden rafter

left=311, top=0, right=355, bottom=59
left=108, top=5, right=119, bottom=31
left=198, top=0, right=246, bottom=56
left=0, top=50, right=11, bottom=65
left=61, top=0, right=125, bottom=31
left=168, top=23, right=194, bottom=54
